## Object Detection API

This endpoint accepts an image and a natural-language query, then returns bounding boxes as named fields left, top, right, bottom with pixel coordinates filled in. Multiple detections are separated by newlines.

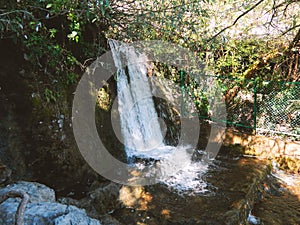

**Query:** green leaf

left=49, top=28, right=57, bottom=38
left=46, top=4, right=52, bottom=9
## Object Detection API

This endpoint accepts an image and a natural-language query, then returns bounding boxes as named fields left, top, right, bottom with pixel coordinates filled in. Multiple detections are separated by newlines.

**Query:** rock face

left=0, top=181, right=101, bottom=225
left=0, top=164, right=11, bottom=185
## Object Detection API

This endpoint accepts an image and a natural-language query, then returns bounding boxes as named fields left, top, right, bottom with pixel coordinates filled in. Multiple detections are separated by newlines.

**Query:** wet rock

left=99, top=215, right=123, bottom=225
left=59, top=182, right=122, bottom=216
left=252, top=172, right=300, bottom=224
left=58, top=182, right=122, bottom=224
left=89, top=182, right=121, bottom=214
left=58, top=197, right=123, bottom=225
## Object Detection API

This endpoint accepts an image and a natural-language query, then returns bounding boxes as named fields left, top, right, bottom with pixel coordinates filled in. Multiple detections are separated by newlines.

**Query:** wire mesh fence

left=256, top=81, right=300, bottom=140
left=180, top=74, right=300, bottom=140
left=220, top=77, right=256, bottom=131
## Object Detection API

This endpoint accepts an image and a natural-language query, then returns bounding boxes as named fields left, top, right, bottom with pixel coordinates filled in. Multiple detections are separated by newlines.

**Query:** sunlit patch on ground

left=160, top=209, right=171, bottom=219
left=119, top=186, right=153, bottom=210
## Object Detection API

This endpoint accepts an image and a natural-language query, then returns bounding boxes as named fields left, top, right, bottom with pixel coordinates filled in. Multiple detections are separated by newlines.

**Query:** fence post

left=253, top=78, right=257, bottom=134
left=180, top=70, right=185, bottom=116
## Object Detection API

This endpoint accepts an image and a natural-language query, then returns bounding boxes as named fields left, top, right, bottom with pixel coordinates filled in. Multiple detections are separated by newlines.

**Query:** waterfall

left=109, top=40, right=165, bottom=158
left=109, top=40, right=208, bottom=194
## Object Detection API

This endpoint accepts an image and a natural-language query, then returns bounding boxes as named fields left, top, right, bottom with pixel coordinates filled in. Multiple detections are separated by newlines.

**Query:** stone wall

left=223, top=127, right=300, bottom=172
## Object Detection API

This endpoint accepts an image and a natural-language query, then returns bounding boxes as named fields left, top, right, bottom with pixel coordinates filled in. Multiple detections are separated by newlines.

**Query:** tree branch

left=0, top=10, right=33, bottom=17
left=289, top=27, right=300, bottom=49
left=208, top=0, right=265, bottom=42
left=282, top=24, right=300, bottom=37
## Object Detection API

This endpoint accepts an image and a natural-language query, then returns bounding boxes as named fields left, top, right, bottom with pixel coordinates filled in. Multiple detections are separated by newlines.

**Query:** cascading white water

left=109, top=40, right=208, bottom=194
left=109, top=40, right=165, bottom=158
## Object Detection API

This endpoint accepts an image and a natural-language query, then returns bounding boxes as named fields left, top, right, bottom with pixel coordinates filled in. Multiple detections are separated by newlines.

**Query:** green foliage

left=67, top=12, right=81, bottom=42
left=193, top=90, right=209, bottom=117
left=1, top=0, right=298, bottom=119
left=212, top=39, right=266, bottom=78
left=0, top=0, right=110, bottom=102
left=44, top=87, right=59, bottom=103
left=106, top=0, right=212, bottom=49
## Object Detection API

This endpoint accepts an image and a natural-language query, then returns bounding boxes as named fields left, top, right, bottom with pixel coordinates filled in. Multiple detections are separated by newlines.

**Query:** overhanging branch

left=208, top=0, right=265, bottom=42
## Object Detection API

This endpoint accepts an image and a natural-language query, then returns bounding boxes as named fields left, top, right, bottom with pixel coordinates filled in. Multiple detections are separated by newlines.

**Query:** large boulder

left=0, top=201, right=101, bottom=225
left=0, top=181, right=101, bottom=225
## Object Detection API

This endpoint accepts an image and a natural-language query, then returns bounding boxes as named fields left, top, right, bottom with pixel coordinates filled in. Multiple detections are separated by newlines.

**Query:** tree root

left=0, top=190, right=30, bottom=225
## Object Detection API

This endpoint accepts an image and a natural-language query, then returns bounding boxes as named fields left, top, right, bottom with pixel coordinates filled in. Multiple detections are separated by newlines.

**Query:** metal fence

left=180, top=74, right=300, bottom=140
left=256, top=81, right=300, bottom=139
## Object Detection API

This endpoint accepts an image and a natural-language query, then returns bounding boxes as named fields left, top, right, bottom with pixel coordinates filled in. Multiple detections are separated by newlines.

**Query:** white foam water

left=157, top=147, right=209, bottom=194
left=109, top=40, right=208, bottom=194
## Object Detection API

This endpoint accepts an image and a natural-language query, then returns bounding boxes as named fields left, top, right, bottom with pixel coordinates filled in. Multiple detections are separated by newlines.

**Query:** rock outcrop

left=0, top=181, right=101, bottom=225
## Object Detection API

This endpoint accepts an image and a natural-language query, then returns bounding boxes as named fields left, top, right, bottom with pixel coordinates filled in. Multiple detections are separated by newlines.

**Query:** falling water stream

left=109, top=40, right=208, bottom=194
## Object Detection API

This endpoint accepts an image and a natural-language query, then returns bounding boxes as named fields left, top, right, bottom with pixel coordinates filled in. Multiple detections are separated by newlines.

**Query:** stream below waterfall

left=110, top=150, right=300, bottom=225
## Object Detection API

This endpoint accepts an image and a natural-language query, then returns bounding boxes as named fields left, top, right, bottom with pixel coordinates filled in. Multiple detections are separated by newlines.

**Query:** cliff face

left=0, top=39, right=121, bottom=197
left=0, top=40, right=31, bottom=180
